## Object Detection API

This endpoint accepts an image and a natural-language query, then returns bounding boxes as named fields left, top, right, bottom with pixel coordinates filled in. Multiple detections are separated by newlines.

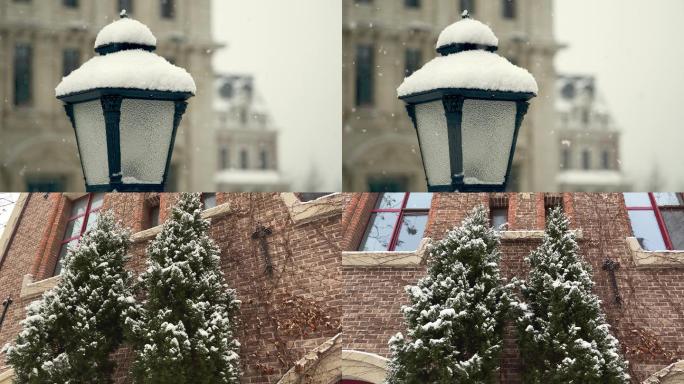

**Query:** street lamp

left=398, top=11, right=537, bottom=192
left=56, top=11, right=195, bottom=192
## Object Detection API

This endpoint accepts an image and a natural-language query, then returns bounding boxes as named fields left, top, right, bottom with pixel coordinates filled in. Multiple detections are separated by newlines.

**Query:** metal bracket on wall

left=0, top=297, right=12, bottom=331
left=252, top=225, right=274, bottom=277
left=602, top=259, right=622, bottom=306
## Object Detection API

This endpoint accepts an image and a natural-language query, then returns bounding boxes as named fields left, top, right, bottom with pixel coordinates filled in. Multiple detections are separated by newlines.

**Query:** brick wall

left=342, top=193, right=684, bottom=383
left=0, top=193, right=342, bottom=384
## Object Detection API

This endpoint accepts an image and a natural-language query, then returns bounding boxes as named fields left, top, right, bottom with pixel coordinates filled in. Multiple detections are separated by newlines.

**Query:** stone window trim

left=0, top=368, right=14, bottom=384
left=20, top=202, right=233, bottom=299
left=280, top=192, right=343, bottom=226
left=343, top=230, right=584, bottom=267
left=626, top=237, right=684, bottom=268
left=0, top=193, right=29, bottom=269
left=643, top=360, right=684, bottom=384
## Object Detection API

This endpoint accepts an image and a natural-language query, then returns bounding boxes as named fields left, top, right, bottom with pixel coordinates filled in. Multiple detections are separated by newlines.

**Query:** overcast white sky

left=211, top=0, right=342, bottom=191
left=554, top=0, right=684, bottom=191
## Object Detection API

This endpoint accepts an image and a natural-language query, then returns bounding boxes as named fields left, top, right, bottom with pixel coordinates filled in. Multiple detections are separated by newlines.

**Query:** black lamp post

left=398, top=11, right=537, bottom=192
left=56, top=11, right=195, bottom=192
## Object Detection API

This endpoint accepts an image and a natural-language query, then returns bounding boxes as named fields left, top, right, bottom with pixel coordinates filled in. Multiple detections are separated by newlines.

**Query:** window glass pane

left=90, top=193, right=105, bottom=210
left=394, top=214, right=428, bottom=252
left=70, top=197, right=89, bottom=216
left=661, top=211, right=684, bottom=250
left=376, top=193, right=405, bottom=209
left=54, top=240, right=77, bottom=276
left=623, top=193, right=651, bottom=208
left=405, top=193, right=432, bottom=209
left=86, top=211, right=99, bottom=232
left=359, top=212, right=399, bottom=251
left=355, top=44, right=374, bottom=106
left=149, top=206, right=160, bottom=228
left=491, top=208, right=508, bottom=230
left=203, top=193, right=217, bottom=209
left=63, top=217, right=84, bottom=240
left=14, top=44, right=32, bottom=106
left=627, top=211, right=666, bottom=251
left=654, top=193, right=684, bottom=207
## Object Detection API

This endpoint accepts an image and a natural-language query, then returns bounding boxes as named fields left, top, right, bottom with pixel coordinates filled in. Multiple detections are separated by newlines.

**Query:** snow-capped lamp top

left=397, top=11, right=538, bottom=97
left=94, top=10, right=157, bottom=52
left=55, top=11, right=196, bottom=97
left=436, top=10, right=499, bottom=54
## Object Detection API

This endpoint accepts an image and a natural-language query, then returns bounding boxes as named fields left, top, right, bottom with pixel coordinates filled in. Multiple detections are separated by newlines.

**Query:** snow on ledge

left=437, top=18, right=498, bottom=49
left=94, top=17, right=156, bottom=48
left=398, top=50, right=538, bottom=97
left=55, top=50, right=196, bottom=96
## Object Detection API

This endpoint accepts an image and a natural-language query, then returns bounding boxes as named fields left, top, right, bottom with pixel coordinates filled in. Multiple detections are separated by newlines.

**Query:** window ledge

left=626, top=237, right=684, bottom=268
left=20, top=274, right=60, bottom=300
left=343, top=238, right=431, bottom=267
left=132, top=203, right=232, bottom=243
left=343, top=230, right=585, bottom=268
left=0, top=369, right=14, bottom=384
left=499, top=229, right=583, bottom=240
left=280, top=193, right=342, bottom=225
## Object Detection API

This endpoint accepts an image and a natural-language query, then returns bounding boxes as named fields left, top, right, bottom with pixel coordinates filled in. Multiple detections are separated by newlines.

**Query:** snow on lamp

left=56, top=11, right=195, bottom=192
left=398, top=11, right=537, bottom=192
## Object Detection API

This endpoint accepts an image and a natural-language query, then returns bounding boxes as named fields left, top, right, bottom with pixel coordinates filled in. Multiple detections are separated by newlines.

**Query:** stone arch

left=643, top=361, right=684, bottom=384
left=277, top=334, right=341, bottom=384
left=341, top=350, right=388, bottom=384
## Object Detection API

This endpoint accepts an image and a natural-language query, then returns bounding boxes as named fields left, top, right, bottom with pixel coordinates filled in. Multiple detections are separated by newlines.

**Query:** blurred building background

left=0, top=0, right=218, bottom=191
left=556, top=75, right=631, bottom=191
left=343, top=0, right=561, bottom=192
left=213, top=74, right=288, bottom=191
left=343, top=0, right=636, bottom=192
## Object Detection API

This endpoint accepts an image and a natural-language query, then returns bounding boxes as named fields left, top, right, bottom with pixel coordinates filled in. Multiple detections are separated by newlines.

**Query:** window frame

left=359, top=193, right=431, bottom=252
left=55, top=193, right=103, bottom=275
left=626, top=193, right=684, bottom=251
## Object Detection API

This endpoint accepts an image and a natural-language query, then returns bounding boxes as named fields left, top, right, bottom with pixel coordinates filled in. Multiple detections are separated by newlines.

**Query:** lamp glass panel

left=73, top=100, right=109, bottom=185
left=461, top=99, right=516, bottom=185
left=415, top=100, right=451, bottom=186
left=119, top=99, right=175, bottom=184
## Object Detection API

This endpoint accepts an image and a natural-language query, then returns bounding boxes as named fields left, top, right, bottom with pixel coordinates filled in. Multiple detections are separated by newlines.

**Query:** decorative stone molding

left=643, top=360, right=684, bottom=384
left=342, top=238, right=431, bottom=267
left=277, top=333, right=341, bottom=384
left=627, top=237, right=684, bottom=268
left=132, top=203, right=232, bottom=243
left=0, top=193, right=28, bottom=265
left=499, top=229, right=583, bottom=240
left=341, top=350, right=389, bottom=384
left=20, top=274, right=60, bottom=300
left=343, top=230, right=584, bottom=268
left=280, top=193, right=343, bottom=226
left=0, top=368, right=14, bottom=384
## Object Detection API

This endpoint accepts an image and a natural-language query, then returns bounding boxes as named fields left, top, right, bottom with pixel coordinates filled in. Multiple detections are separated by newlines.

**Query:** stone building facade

left=341, top=192, right=684, bottom=383
left=0, top=0, right=217, bottom=191
left=555, top=75, right=631, bottom=191
left=214, top=75, right=289, bottom=192
left=0, top=192, right=343, bottom=383
left=342, top=0, right=560, bottom=192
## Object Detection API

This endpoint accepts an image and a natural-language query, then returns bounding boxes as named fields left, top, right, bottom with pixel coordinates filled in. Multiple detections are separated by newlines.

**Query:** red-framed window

left=624, top=192, right=684, bottom=251
left=358, top=193, right=432, bottom=252
left=54, top=193, right=104, bottom=276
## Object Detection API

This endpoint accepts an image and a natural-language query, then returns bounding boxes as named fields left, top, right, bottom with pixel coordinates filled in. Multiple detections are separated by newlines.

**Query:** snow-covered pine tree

left=126, top=193, right=240, bottom=384
left=4, top=212, right=134, bottom=384
left=515, top=207, right=629, bottom=384
left=386, top=205, right=511, bottom=384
